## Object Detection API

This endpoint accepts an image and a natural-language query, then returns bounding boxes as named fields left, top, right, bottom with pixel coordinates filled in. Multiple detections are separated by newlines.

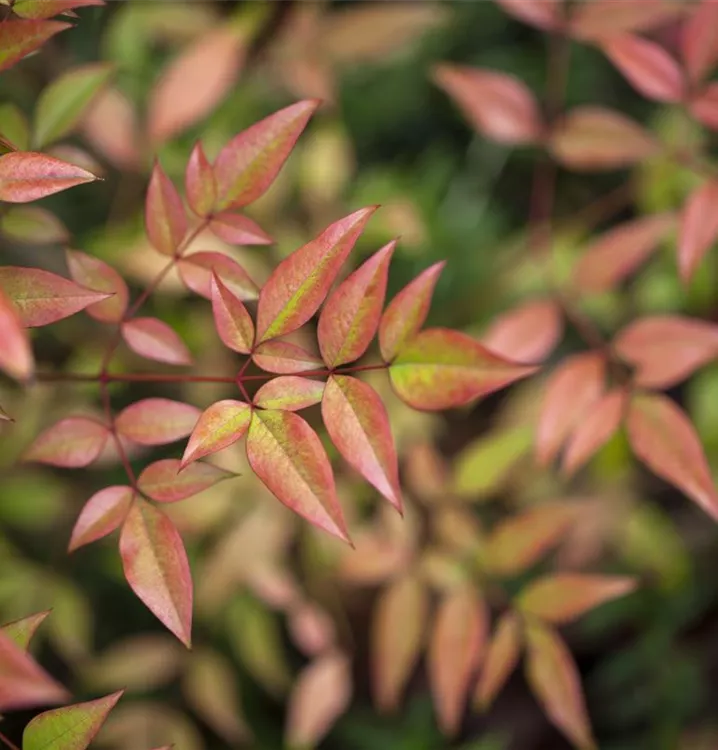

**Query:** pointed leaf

left=474, top=611, right=521, bottom=711
left=288, top=601, right=336, bottom=658
left=569, top=0, right=683, bottom=41
left=389, top=328, right=537, bottom=411
left=209, top=211, right=272, bottom=246
left=495, top=0, right=561, bottom=30
left=178, top=251, right=258, bottom=301
left=120, top=499, right=193, bottom=646
left=138, top=459, right=235, bottom=503
left=246, top=409, right=350, bottom=543
left=80, top=87, right=139, bottom=170
left=256, top=206, right=377, bottom=342
left=145, top=162, right=187, bottom=256
left=12, top=0, right=103, bottom=19
left=24, top=417, right=109, bottom=467
left=121, top=317, right=192, bottom=366
left=181, top=400, right=251, bottom=466
left=0, top=151, right=97, bottom=202
left=69, top=486, right=133, bottom=552
left=185, top=141, right=216, bottom=217
left=210, top=274, right=254, bottom=354
left=1, top=611, right=50, bottom=651
left=681, top=0, right=718, bottom=84
left=1, top=205, right=68, bottom=244
left=254, top=376, right=325, bottom=411
left=116, top=398, right=200, bottom=446
left=0, top=19, right=70, bottom=73
left=0, top=286, right=33, bottom=381
left=66, top=249, right=128, bottom=323
left=678, top=180, right=718, bottom=284
left=253, top=340, right=323, bottom=374
left=690, top=82, right=718, bottom=130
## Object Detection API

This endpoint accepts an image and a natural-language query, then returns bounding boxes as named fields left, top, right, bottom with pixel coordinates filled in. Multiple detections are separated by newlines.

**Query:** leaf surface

left=69, top=485, right=133, bottom=551
left=1, top=205, right=68, bottom=244
left=474, top=611, right=521, bottom=711
left=12, top=0, right=103, bottom=19
left=1, top=611, right=50, bottom=651
left=253, top=340, right=323, bottom=374
left=121, top=317, right=192, bottom=366
left=569, top=0, right=682, bottom=41
left=181, top=399, right=251, bottom=467
left=0, top=19, right=69, bottom=73
left=0, top=151, right=97, bottom=202
left=681, top=0, right=718, bottom=84
left=24, top=417, right=109, bottom=467
left=66, top=249, right=128, bottom=323
left=0, top=286, right=33, bottom=381
left=116, top=398, right=200, bottom=446
left=145, top=162, right=187, bottom=257
left=178, top=251, right=258, bottom=301
left=495, top=0, right=561, bottom=30
left=254, top=376, right=325, bottom=412
left=678, top=180, right=718, bottom=283
left=138, top=459, right=235, bottom=503
left=209, top=211, right=272, bottom=246
left=185, top=141, right=216, bottom=217
left=210, top=274, right=254, bottom=354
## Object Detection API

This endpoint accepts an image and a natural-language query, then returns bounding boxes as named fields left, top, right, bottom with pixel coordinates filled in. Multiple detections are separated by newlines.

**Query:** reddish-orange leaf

left=138, top=458, right=235, bottom=503
left=627, top=392, right=718, bottom=520
left=1, top=611, right=50, bottom=651
left=24, top=416, right=109, bottom=467
left=181, top=399, right=251, bottom=467
left=66, top=249, right=128, bottom=323
left=209, top=211, right=272, bottom=246
left=120, top=498, right=193, bottom=647
left=177, top=251, right=258, bottom=301
left=210, top=274, right=254, bottom=354
left=69, top=485, right=133, bottom=552
left=525, top=623, right=596, bottom=750
left=614, top=315, right=718, bottom=389
left=690, top=82, right=718, bottom=130
left=116, top=398, right=200, bottom=446
left=0, top=19, right=70, bottom=73
left=254, top=376, right=325, bottom=411
left=481, top=299, right=563, bottom=363
left=681, top=0, right=718, bottom=84
left=12, top=0, right=103, bottom=19
left=389, top=327, right=537, bottom=411
left=214, top=99, right=319, bottom=210
left=428, top=584, right=488, bottom=736
left=121, top=317, right=192, bottom=366
left=495, top=0, right=561, bottom=30
left=569, top=0, right=683, bottom=41
left=379, top=261, right=445, bottom=362
left=318, top=240, right=395, bottom=367
left=0, top=151, right=97, bottom=202
left=185, top=141, right=216, bottom=217
left=433, top=65, right=543, bottom=145
left=678, top=180, right=718, bottom=284
left=256, top=207, right=377, bottom=343
left=253, top=340, right=323, bottom=374
left=536, top=352, right=605, bottom=466
left=0, top=286, right=32, bottom=381
left=474, top=611, right=522, bottom=712
left=322, top=375, right=402, bottom=512
left=246, top=409, right=350, bottom=543
left=145, top=161, right=187, bottom=257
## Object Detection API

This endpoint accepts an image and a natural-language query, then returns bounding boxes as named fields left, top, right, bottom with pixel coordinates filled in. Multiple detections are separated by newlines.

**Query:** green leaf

left=1, top=610, right=50, bottom=650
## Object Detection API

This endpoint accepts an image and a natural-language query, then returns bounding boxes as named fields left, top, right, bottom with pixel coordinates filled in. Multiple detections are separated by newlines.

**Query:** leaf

left=69, top=485, right=134, bottom=552
left=148, top=28, right=244, bottom=145
left=66, top=249, right=128, bottom=323
left=0, top=19, right=70, bottom=73
left=181, top=399, right=251, bottom=467
left=573, top=212, right=675, bottom=293
left=627, top=392, right=718, bottom=521
left=256, top=206, right=377, bottom=342
left=389, top=328, right=537, bottom=411
left=138, top=459, right=235, bottom=503
left=209, top=211, right=272, bottom=246
left=34, top=62, right=114, bottom=148
left=549, top=106, right=657, bottom=171
left=0, top=286, right=33, bottom=381
left=689, top=82, right=718, bottom=130
left=185, top=141, right=215, bottom=217
left=681, top=0, right=718, bottom=84
left=115, top=398, right=200, bottom=446
left=320, top=247, right=394, bottom=369
left=254, top=376, right=325, bottom=411
left=121, top=317, right=192, bottom=366
left=246, top=409, right=350, bottom=543
left=569, top=0, right=683, bottom=41
left=214, top=99, right=320, bottom=210
left=1, top=611, right=50, bottom=650
left=1, top=205, right=68, bottom=244
left=12, top=0, right=103, bottom=19
left=481, top=299, right=563, bottom=363
left=379, top=261, right=445, bottom=362
left=80, top=87, right=139, bottom=171
left=474, top=612, right=521, bottom=712
left=322, top=375, right=402, bottom=512
left=432, top=65, right=543, bottom=144
left=178, top=251, right=258, bottom=301
left=614, top=315, right=718, bottom=389
left=120, top=499, right=193, bottom=646
left=24, top=417, right=109, bottom=467
left=524, top=623, right=596, bottom=750
left=678, top=180, right=718, bottom=284
left=23, top=690, right=124, bottom=750
left=253, top=340, right=323, bottom=374
left=0, top=151, right=97, bottom=202
left=495, top=0, right=561, bottom=30
left=601, top=34, right=683, bottom=102
left=210, top=274, right=254, bottom=354
left=288, top=601, right=336, bottom=657
left=285, top=651, right=352, bottom=749
left=428, top=584, right=487, bottom=736
left=145, top=161, right=188, bottom=257
left=536, top=352, right=605, bottom=466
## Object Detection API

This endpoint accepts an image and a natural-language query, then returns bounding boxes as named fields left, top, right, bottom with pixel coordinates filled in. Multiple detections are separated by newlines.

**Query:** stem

left=0, top=731, right=20, bottom=750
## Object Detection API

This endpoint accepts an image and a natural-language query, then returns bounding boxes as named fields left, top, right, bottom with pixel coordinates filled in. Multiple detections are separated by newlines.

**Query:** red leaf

left=389, top=328, right=537, bottom=411
left=246, top=409, right=350, bottom=543
left=574, top=212, right=675, bottom=293
left=536, top=352, right=605, bottom=466
left=601, top=34, right=684, bottom=102
left=614, top=315, right=718, bottom=388
left=210, top=274, right=255, bottom=354
left=252, top=340, right=323, bottom=374
left=177, top=251, right=258, bottom=301
left=689, top=82, right=718, bottom=129
left=678, top=180, right=718, bottom=284
left=627, top=392, right=718, bottom=520
left=256, top=206, right=377, bottom=342
left=185, top=141, right=216, bottom=217
left=24, top=416, right=109, bottom=467
left=120, top=499, right=193, bottom=646
left=495, top=0, right=561, bottom=31
left=138, top=458, right=235, bottom=503
left=318, top=240, right=395, bottom=367
left=322, top=375, right=402, bottom=512
left=66, top=249, right=128, bottom=323
left=69, top=485, right=133, bottom=551
left=681, top=0, right=718, bottom=84
left=549, top=106, right=657, bottom=171
left=569, top=0, right=683, bottom=41
left=433, top=65, right=543, bottom=145
left=0, top=286, right=33, bottom=381
left=121, top=317, right=192, bottom=366
left=474, top=611, right=521, bottom=711
left=181, top=399, right=251, bottom=467
left=481, top=299, right=563, bottom=363
left=214, top=99, right=320, bottom=210
left=254, top=376, right=325, bottom=411
left=0, top=19, right=70, bottom=73
left=209, top=211, right=272, bottom=246
left=145, top=161, right=187, bottom=257
left=148, top=28, right=244, bottom=145
left=428, top=584, right=488, bottom=736
left=12, top=0, right=103, bottom=19
left=115, top=398, right=200, bottom=446
left=0, top=151, right=97, bottom=202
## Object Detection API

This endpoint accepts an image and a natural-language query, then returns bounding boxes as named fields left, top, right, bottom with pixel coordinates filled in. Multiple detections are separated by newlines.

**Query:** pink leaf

left=689, top=82, right=718, bottom=129
left=627, top=392, right=718, bottom=521
left=569, top=0, right=683, bottom=41
left=214, top=99, right=319, bottom=210
left=495, top=0, right=562, bottom=31
left=210, top=274, right=255, bottom=354
left=681, top=0, right=718, bottom=84
left=246, top=409, right=350, bottom=543
left=252, top=340, right=323, bottom=374
left=120, top=498, right=193, bottom=646
left=185, top=141, right=216, bottom=217
left=80, top=87, right=140, bottom=171
left=69, top=485, right=133, bottom=551
left=379, top=261, right=445, bottom=362
left=0, top=286, right=33, bottom=381
left=138, top=458, right=235, bottom=503
left=66, top=249, right=128, bottom=323
left=24, top=416, right=109, bottom=467
left=0, top=151, right=97, bottom=202
left=177, top=251, right=258, bottom=301
left=209, top=211, right=272, bottom=246
left=322, top=375, right=402, bottom=512
left=181, top=399, right=251, bottom=467
left=256, top=206, right=377, bottom=342
left=145, top=161, right=188, bottom=257
left=474, top=611, right=521, bottom=711
left=288, top=600, right=336, bottom=657
left=115, top=398, right=200, bottom=446
left=121, top=317, right=192, bottom=366
left=433, top=65, right=543, bottom=145
left=0, top=19, right=70, bottom=73
left=254, top=376, right=325, bottom=411
left=678, top=180, right=718, bottom=283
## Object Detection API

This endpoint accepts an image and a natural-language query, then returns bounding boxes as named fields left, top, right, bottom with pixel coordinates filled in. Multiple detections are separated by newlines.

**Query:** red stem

left=0, top=731, right=20, bottom=750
